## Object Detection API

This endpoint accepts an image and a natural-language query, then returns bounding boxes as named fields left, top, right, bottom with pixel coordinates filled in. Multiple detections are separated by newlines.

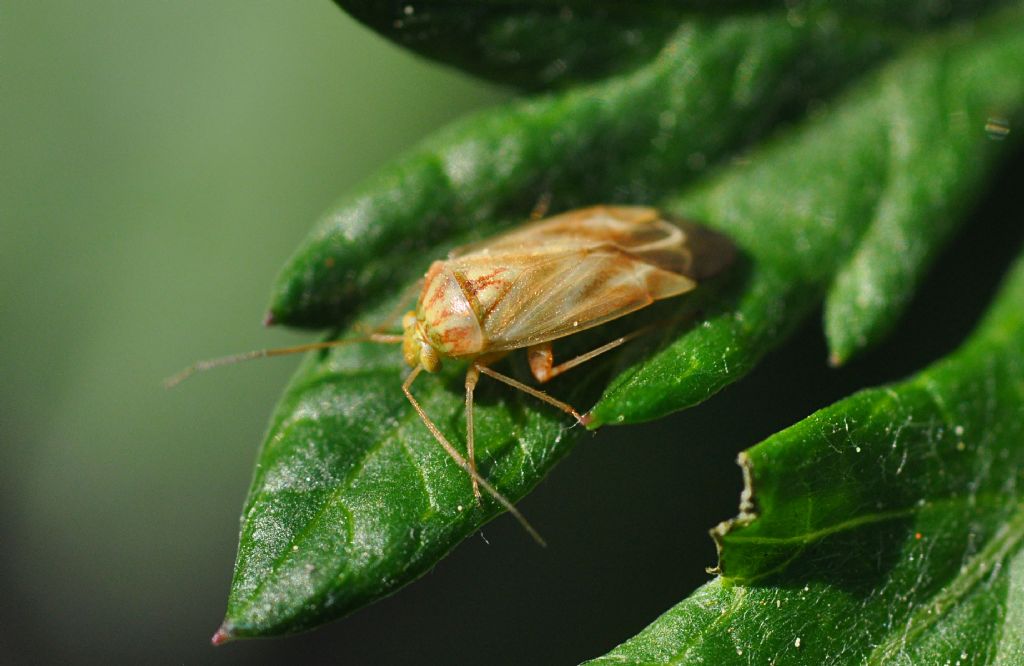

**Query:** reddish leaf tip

left=211, top=624, right=233, bottom=647
left=263, top=311, right=276, bottom=327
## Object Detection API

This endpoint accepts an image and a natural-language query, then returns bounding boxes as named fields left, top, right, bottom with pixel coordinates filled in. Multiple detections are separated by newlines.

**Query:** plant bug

left=168, top=205, right=734, bottom=543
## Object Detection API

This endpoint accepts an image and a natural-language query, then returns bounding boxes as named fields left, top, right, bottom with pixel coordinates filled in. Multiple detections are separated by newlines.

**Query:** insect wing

left=452, top=245, right=696, bottom=352
left=439, top=205, right=734, bottom=353
left=449, top=206, right=663, bottom=258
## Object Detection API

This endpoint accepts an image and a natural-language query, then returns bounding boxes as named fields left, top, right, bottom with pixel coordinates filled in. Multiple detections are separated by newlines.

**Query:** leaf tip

left=262, top=311, right=276, bottom=327
left=828, top=350, right=844, bottom=368
left=211, top=623, right=234, bottom=647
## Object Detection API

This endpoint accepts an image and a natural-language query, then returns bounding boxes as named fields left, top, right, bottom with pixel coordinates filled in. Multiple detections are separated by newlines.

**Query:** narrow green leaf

left=585, top=247, right=1024, bottom=665
left=269, top=9, right=897, bottom=328
left=823, top=106, right=1018, bottom=364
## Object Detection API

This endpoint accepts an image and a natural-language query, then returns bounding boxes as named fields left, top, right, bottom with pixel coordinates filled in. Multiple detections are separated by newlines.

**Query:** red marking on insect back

left=464, top=267, right=508, bottom=291
left=439, top=325, right=475, bottom=345
left=422, top=262, right=447, bottom=309
left=425, top=284, right=446, bottom=309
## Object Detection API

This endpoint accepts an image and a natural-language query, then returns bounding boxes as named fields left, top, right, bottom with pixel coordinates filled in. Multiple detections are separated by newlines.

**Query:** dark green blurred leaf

left=334, top=1, right=681, bottom=90
left=334, top=0, right=1013, bottom=90
left=586, top=247, right=1024, bottom=665
left=221, top=3, right=1024, bottom=640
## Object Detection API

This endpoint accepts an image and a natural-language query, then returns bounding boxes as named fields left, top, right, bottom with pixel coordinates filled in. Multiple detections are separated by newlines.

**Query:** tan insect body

left=170, top=205, right=734, bottom=543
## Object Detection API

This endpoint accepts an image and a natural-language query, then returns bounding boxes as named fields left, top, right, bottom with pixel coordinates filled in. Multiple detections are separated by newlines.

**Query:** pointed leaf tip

left=262, top=311, right=275, bottom=327
left=211, top=624, right=233, bottom=647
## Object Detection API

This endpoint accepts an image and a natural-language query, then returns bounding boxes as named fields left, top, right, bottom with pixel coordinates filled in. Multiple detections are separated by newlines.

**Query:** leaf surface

left=220, top=3, right=1024, bottom=639
left=585, top=245, right=1024, bottom=665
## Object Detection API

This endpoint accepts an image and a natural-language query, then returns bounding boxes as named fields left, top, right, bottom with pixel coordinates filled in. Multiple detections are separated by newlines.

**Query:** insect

left=168, top=205, right=734, bottom=542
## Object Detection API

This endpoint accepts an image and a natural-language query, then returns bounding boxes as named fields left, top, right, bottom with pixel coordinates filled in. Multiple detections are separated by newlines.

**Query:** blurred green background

left=3, top=2, right=1021, bottom=664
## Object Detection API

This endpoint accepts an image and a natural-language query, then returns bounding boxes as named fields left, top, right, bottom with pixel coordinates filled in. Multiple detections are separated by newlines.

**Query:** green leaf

left=269, top=8, right=902, bottom=328
left=219, top=3, right=1024, bottom=640
left=334, top=1, right=1013, bottom=91
left=333, top=1, right=682, bottom=90
left=584, top=243, right=1024, bottom=666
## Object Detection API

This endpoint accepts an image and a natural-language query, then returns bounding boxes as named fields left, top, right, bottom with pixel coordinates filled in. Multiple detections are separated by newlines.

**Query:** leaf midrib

left=234, top=359, right=568, bottom=629
left=724, top=492, right=1016, bottom=584
left=233, top=365, right=447, bottom=627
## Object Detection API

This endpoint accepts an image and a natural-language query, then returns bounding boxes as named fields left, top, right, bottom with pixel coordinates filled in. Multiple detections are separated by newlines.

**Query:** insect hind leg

left=527, top=325, right=656, bottom=385
left=474, top=363, right=583, bottom=423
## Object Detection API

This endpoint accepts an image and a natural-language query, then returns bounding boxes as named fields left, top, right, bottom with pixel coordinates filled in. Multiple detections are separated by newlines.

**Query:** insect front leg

left=401, top=365, right=545, bottom=545
left=464, top=364, right=483, bottom=504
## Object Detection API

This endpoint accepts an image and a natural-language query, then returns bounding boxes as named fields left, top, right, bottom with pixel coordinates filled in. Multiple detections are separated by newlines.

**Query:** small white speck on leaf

left=795, top=637, right=801, bottom=648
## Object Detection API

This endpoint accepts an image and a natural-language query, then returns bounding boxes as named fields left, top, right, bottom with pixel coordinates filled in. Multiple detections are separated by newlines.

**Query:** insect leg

left=527, top=325, right=655, bottom=385
left=474, top=363, right=583, bottom=424
left=402, top=366, right=545, bottom=546
left=464, top=364, right=483, bottom=504
left=529, top=191, right=552, bottom=221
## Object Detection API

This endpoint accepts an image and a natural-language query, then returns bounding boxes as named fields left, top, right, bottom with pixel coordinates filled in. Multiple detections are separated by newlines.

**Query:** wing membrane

left=481, top=247, right=696, bottom=350
left=441, top=206, right=729, bottom=353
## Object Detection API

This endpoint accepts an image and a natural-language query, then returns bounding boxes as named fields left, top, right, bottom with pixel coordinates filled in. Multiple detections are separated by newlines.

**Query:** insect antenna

left=164, top=333, right=403, bottom=388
